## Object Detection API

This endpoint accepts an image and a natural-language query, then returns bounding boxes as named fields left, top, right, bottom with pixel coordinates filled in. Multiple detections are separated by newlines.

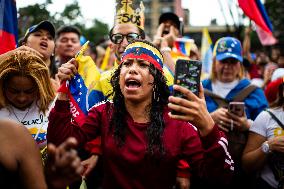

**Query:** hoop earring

left=153, top=84, right=159, bottom=102
left=153, top=86, right=156, bottom=101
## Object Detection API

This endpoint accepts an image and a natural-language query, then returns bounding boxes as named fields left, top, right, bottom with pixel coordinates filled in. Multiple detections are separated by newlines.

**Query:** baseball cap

left=271, top=68, right=284, bottom=82
left=214, top=37, right=243, bottom=62
left=265, top=77, right=284, bottom=103
left=159, top=12, right=180, bottom=30
left=24, top=20, right=55, bottom=40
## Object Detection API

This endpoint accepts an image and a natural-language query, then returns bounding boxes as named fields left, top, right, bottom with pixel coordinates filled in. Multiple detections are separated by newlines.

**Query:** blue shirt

left=202, top=78, right=268, bottom=120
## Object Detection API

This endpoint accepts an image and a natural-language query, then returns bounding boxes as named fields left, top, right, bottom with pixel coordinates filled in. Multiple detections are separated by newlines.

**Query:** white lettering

left=69, top=102, right=80, bottom=118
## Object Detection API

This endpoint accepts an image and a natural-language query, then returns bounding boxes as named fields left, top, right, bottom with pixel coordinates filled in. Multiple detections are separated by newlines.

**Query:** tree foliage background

left=17, top=0, right=109, bottom=45
left=265, top=0, right=284, bottom=45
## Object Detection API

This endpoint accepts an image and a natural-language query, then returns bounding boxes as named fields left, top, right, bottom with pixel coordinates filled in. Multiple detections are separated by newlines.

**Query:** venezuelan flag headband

left=121, top=41, right=164, bottom=72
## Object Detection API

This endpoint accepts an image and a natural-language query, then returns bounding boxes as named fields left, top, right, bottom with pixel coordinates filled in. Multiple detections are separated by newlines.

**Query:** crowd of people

left=0, top=1, right=284, bottom=189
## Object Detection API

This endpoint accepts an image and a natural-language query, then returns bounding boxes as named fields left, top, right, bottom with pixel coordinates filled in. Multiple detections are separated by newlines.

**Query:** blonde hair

left=209, top=57, right=245, bottom=82
left=0, top=49, right=55, bottom=113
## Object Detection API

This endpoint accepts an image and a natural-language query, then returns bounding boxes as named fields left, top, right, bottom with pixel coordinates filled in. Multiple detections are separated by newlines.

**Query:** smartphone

left=172, top=59, right=202, bottom=115
left=228, top=102, right=245, bottom=117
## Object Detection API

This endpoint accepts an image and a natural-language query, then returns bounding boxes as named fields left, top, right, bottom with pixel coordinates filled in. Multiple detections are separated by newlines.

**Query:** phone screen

left=229, top=102, right=245, bottom=117
left=172, top=59, right=202, bottom=115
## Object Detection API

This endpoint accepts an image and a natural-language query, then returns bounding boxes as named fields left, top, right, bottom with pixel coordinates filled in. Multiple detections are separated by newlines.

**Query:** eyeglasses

left=110, top=33, right=140, bottom=44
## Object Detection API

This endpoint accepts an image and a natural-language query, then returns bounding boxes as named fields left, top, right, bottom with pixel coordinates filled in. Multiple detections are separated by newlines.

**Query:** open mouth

left=125, top=79, right=141, bottom=89
left=40, top=41, right=48, bottom=48
left=162, top=30, right=169, bottom=35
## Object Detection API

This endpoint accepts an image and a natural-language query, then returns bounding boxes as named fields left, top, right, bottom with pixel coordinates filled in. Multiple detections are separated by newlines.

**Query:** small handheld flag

left=58, top=41, right=104, bottom=125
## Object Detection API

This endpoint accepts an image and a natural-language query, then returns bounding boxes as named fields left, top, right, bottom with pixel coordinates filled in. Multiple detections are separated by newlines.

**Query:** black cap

left=24, top=20, right=55, bottom=40
left=159, top=12, right=180, bottom=30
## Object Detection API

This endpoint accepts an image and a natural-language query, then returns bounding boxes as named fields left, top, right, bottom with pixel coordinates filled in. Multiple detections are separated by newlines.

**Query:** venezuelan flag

left=0, top=0, right=18, bottom=54
left=173, top=38, right=193, bottom=57
left=59, top=41, right=104, bottom=125
left=238, top=0, right=277, bottom=45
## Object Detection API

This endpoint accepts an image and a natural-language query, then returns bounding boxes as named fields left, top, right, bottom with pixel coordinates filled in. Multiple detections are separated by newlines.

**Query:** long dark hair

left=108, top=52, right=169, bottom=156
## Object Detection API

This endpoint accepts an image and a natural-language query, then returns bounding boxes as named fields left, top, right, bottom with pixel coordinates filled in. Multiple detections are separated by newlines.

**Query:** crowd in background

left=0, top=1, right=284, bottom=189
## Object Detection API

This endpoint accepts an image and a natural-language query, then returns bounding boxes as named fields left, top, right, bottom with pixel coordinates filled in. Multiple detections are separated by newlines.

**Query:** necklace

left=10, top=106, right=31, bottom=123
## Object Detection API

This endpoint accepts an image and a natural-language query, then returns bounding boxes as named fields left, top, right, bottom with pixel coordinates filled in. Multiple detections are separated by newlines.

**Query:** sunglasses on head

left=110, top=33, right=140, bottom=44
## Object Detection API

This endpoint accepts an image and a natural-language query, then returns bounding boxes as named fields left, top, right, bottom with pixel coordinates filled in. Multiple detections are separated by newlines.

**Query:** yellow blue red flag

left=59, top=41, right=104, bottom=125
left=173, top=38, right=193, bottom=57
left=238, top=0, right=277, bottom=45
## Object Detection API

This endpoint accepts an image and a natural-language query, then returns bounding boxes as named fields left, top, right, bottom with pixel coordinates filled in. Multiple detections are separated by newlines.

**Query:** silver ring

left=230, top=120, right=234, bottom=131
left=219, top=120, right=223, bottom=125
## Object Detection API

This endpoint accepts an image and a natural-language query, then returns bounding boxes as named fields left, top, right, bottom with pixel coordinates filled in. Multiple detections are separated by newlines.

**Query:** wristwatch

left=261, top=141, right=270, bottom=154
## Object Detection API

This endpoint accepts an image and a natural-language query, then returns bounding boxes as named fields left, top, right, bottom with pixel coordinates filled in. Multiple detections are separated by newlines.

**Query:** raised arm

left=168, top=84, right=234, bottom=183
left=47, top=58, right=100, bottom=147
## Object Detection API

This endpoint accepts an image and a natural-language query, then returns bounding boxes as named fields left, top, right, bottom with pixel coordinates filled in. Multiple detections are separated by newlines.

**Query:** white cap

left=271, top=68, right=284, bottom=81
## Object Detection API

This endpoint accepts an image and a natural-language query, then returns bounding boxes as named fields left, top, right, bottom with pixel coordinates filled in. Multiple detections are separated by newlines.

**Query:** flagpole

left=217, top=0, right=231, bottom=33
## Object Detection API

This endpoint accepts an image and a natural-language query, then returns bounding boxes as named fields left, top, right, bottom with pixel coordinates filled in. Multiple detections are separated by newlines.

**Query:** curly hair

left=108, top=40, right=170, bottom=156
left=0, top=49, right=55, bottom=113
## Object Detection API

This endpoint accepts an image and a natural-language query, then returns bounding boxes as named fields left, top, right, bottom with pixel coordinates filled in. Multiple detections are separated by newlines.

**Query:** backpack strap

left=204, top=88, right=229, bottom=108
left=233, top=84, right=258, bottom=102
left=204, top=84, right=257, bottom=108
left=265, top=109, right=284, bottom=129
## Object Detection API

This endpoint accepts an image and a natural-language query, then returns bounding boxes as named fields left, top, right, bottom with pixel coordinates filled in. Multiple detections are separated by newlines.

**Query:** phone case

left=172, top=59, right=202, bottom=115
left=173, top=59, right=202, bottom=98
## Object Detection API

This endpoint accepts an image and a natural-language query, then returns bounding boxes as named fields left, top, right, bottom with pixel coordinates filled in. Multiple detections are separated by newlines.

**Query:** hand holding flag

left=58, top=41, right=104, bottom=126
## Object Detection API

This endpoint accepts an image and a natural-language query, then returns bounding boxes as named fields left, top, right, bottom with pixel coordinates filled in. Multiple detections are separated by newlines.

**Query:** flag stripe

left=173, top=40, right=191, bottom=57
left=0, top=30, right=16, bottom=54
left=201, top=28, right=213, bottom=74
left=238, top=0, right=271, bottom=34
left=255, top=0, right=273, bottom=32
left=0, top=0, right=17, bottom=54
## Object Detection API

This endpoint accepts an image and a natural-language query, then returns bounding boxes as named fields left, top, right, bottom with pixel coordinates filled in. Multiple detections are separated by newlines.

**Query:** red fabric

left=265, top=77, right=283, bottom=103
left=58, top=81, right=102, bottom=155
left=84, top=137, right=102, bottom=155
left=57, top=81, right=69, bottom=94
left=249, top=64, right=262, bottom=79
left=255, top=25, right=277, bottom=46
left=0, top=0, right=18, bottom=55
left=0, top=31, right=16, bottom=54
left=57, top=81, right=87, bottom=126
left=48, top=100, right=233, bottom=189
left=177, top=159, right=191, bottom=178
left=121, top=53, right=163, bottom=72
left=238, top=0, right=271, bottom=34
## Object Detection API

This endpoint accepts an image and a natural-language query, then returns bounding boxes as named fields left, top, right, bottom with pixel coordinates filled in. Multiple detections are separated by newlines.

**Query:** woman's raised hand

left=57, top=58, right=78, bottom=84
left=168, top=84, right=215, bottom=137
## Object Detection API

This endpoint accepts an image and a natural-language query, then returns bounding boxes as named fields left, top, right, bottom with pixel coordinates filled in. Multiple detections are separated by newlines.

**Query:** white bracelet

left=160, top=47, right=171, bottom=52
left=230, top=119, right=234, bottom=131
